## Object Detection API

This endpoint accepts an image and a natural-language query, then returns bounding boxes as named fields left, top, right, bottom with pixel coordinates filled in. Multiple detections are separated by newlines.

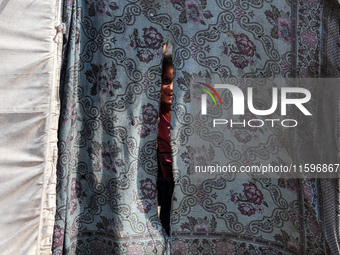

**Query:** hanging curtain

left=53, top=0, right=339, bottom=254
left=169, top=1, right=339, bottom=254
left=53, top=1, right=171, bottom=254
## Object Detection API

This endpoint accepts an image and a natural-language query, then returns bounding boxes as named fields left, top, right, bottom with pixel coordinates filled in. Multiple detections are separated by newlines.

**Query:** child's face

left=161, top=65, right=173, bottom=106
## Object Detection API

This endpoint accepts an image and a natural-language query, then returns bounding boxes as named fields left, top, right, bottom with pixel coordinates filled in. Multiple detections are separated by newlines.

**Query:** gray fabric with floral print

left=53, top=0, right=339, bottom=254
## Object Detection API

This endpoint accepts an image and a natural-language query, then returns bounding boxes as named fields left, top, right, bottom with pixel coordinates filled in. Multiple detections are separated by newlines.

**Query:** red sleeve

left=158, top=114, right=173, bottom=180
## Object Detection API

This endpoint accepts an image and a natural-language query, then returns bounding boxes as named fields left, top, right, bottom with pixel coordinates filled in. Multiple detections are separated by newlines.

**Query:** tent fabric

left=53, top=0, right=339, bottom=254
left=0, top=0, right=62, bottom=254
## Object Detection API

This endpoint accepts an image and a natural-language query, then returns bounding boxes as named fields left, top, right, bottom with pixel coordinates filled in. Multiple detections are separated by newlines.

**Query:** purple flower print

left=222, top=33, right=259, bottom=70
left=142, top=27, right=164, bottom=50
left=193, top=224, right=209, bottom=232
left=130, top=39, right=137, bottom=49
left=96, top=70, right=113, bottom=95
left=137, top=200, right=152, bottom=213
left=115, top=158, right=125, bottom=167
left=170, top=0, right=213, bottom=25
left=278, top=17, right=291, bottom=44
left=180, top=152, right=190, bottom=163
left=301, top=28, right=317, bottom=48
left=243, top=182, right=264, bottom=205
left=137, top=49, right=154, bottom=63
left=215, top=242, right=233, bottom=254
left=154, top=49, right=162, bottom=58
left=87, top=141, right=122, bottom=172
left=142, top=103, right=158, bottom=125
left=70, top=201, right=78, bottom=216
left=138, top=125, right=151, bottom=138
left=302, top=183, right=313, bottom=201
left=231, top=194, right=238, bottom=203
left=100, top=147, right=116, bottom=172
left=85, top=63, right=122, bottom=96
left=53, top=225, right=65, bottom=248
left=231, top=55, right=249, bottom=69
left=256, top=205, right=264, bottom=214
left=287, top=242, right=299, bottom=252
left=130, top=116, right=140, bottom=126
left=140, top=178, right=157, bottom=199
left=288, top=202, right=298, bottom=225
left=223, top=45, right=232, bottom=56
left=62, top=104, right=77, bottom=125
left=265, top=5, right=292, bottom=45
left=87, top=0, right=118, bottom=17
left=193, top=153, right=209, bottom=166
left=149, top=123, right=158, bottom=134
left=185, top=1, right=203, bottom=24
left=70, top=178, right=82, bottom=200
left=285, top=178, right=297, bottom=194
left=130, top=26, right=164, bottom=63
left=279, top=53, right=290, bottom=76
left=94, top=0, right=109, bottom=15
left=75, top=27, right=80, bottom=52
left=235, top=33, right=256, bottom=57
left=234, top=130, right=251, bottom=143
left=308, top=218, right=321, bottom=236
left=249, top=57, right=257, bottom=66
left=238, top=203, right=256, bottom=216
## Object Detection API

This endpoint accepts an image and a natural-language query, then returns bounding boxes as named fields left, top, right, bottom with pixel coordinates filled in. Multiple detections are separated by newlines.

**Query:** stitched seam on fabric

left=36, top=0, right=63, bottom=254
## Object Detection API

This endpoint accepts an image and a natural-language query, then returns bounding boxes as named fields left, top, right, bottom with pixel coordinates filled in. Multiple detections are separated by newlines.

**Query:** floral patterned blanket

left=53, top=0, right=340, bottom=254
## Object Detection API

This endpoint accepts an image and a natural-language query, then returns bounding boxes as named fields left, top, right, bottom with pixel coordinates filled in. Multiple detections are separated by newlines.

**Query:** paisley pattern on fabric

left=53, top=0, right=337, bottom=254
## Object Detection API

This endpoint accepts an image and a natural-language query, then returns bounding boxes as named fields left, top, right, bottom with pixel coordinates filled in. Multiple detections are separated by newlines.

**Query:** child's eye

left=162, top=79, right=172, bottom=84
